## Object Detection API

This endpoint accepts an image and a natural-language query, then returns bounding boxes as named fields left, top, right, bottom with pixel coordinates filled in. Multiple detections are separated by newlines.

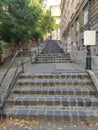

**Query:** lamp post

left=86, top=0, right=92, bottom=70
left=84, top=0, right=96, bottom=70
left=86, top=45, right=91, bottom=70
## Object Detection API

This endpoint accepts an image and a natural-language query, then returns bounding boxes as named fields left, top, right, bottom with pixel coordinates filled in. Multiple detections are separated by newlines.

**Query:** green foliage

left=0, top=0, right=58, bottom=45
left=24, top=117, right=34, bottom=121
left=0, top=38, right=5, bottom=54
left=0, top=0, right=44, bottom=44
left=40, top=10, right=55, bottom=35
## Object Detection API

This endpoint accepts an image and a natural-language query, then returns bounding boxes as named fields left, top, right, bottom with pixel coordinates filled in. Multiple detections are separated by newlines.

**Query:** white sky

left=45, top=0, right=61, bottom=8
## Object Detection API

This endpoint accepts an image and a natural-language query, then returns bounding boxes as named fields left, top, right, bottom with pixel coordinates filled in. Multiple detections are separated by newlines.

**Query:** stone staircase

left=42, top=40, right=64, bottom=53
left=36, top=53, right=72, bottom=63
left=36, top=40, right=72, bottom=63
left=4, top=72, right=98, bottom=122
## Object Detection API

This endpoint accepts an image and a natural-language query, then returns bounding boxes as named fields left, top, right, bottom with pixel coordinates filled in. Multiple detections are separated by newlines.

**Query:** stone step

left=13, top=86, right=95, bottom=96
left=36, top=60, right=72, bottom=63
left=37, top=53, right=70, bottom=57
left=37, top=53, right=70, bottom=55
left=37, top=57, right=70, bottom=59
left=37, top=53, right=70, bottom=56
left=7, top=95, right=98, bottom=107
left=4, top=106, right=98, bottom=122
left=36, top=59, right=71, bottom=61
left=17, top=78, right=91, bottom=82
left=17, top=79, right=92, bottom=86
left=37, top=56, right=70, bottom=58
left=37, top=54, right=70, bottom=56
left=36, top=52, right=72, bottom=63
left=19, top=73, right=89, bottom=79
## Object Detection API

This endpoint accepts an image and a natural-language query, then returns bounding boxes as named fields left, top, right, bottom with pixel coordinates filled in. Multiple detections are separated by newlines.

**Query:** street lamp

left=85, top=0, right=92, bottom=70
left=84, top=0, right=96, bottom=70
left=84, top=31, right=96, bottom=69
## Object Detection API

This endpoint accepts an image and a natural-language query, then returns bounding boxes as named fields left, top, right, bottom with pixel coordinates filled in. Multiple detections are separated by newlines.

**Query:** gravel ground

left=0, top=118, right=98, bottom=130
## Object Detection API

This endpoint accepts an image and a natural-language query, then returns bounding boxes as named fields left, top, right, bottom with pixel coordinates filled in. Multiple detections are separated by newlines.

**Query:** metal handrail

left=0, top=49, right=36, bottom=109
left=0, top=44, right=44, bottom=111
left=0, top=50, right=20, bottom=87
left=0, top=49, right=36, bottom=88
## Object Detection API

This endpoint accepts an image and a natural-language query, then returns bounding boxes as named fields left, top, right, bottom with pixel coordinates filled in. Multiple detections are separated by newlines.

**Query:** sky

left=45, top=0, right=61, bottom=8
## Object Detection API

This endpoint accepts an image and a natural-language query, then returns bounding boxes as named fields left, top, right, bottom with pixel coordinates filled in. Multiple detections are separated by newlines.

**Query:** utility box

left=84, top=31, right=96, bottom=46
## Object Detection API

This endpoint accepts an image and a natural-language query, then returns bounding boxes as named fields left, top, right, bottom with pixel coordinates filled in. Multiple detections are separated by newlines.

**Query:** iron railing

left=0, top=44, right=44, bottom=113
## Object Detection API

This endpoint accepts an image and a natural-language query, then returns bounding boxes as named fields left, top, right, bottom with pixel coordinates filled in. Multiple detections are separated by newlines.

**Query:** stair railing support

left=20, top=49, right=24, bottom=73
left=30, top=51, right=32, bottom=64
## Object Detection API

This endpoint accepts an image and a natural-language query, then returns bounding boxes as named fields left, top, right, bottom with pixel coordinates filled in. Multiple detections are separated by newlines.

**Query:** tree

left=0, top=0, right=43, bottom=44
left=0, top=0, right=57, bottom=45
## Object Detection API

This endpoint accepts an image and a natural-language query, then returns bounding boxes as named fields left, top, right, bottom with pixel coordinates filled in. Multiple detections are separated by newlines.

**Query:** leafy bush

left=0, top=39, right=5, bottom=54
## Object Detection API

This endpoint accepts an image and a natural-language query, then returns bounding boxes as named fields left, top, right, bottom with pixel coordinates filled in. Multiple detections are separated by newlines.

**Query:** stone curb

left=86, top=70, right=98, bottom=96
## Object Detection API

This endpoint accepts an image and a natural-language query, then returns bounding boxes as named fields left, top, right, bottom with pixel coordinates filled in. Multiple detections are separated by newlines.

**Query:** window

left=84, top=7, right=88, bottom=25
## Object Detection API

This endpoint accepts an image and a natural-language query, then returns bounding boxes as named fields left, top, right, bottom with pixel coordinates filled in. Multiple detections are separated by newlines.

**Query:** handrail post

left=20, top=49, right=24, bottom=73
left=34, top=50, right=37, bottom=63
left=30, top=51, right=32, bottom=64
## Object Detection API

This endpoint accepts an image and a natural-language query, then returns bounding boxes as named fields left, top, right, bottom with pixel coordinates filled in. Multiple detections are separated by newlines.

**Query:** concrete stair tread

left=19, top=73, right=89, bottom=79
left=17, top=79, right=91, bottom=83
left=4, top=106, right=98, bottom=122
left=4, top=105, right=98, bottom=111
left=37, top=61, right=72, bottom=63
left=7, top=95, right=98, bottom=107
left=37, top=58, right=70, bottom=59
left=37, top=56, right=70, bottom=58
left=13, top=86, right=95, bottom=96
left=37, top=57, right=70, bottom=59
left=38, top=52, right=69, bottom=54
left=13, top=86, right=95, bottom=91
left=19, top=72, right=89, bottom=78
left=7, top=95, right=98, bottom=100
left=17, top=79, right=92, bottom=84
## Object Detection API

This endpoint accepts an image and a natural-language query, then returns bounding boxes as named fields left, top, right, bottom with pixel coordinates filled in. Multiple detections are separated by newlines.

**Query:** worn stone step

left=7, top=96, right=98, bottom=107
left=37, top=54, right=70, bottom=56
left=4, top=106, right=98, bottom=122
left=38, top=52, right=69, bottom=54
left=37, top=58, right=70, bottom=60
left=37, top=55, right=70, bottom=57
left=17, top=78, right=91, bottom=82
left=19, top=73, right=89, bottom=79
left=37, top=59, right=70, bottom=61
left=36, top=60, right=72, bottom=63
left=37, top=53, right=70, bottom=56
left=37, top=59, right=71, bottom=61
left=13, top=86, right=95, bottom=96
left=37, top=57, right=70, bottom=59
left=36, top=59, right=71, bottom=61
left=36, top=53, right=71, bottom=63
left=17, top=79, right=92, bottom=86
left=37, top=56, right=70, bottom=58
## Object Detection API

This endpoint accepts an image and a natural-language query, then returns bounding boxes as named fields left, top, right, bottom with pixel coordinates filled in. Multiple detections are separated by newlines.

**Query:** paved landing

left=25, top=63, right=83, bottom=74
left=54, top=63, right=82, bottom=71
